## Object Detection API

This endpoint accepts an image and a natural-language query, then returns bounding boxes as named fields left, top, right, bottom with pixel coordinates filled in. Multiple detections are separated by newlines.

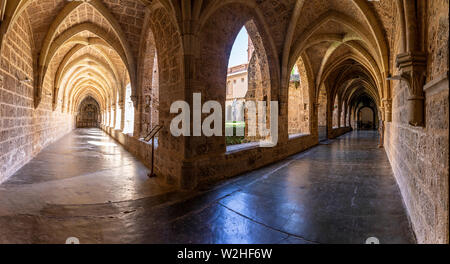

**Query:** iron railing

left=144, top=125, right=163, bottom=178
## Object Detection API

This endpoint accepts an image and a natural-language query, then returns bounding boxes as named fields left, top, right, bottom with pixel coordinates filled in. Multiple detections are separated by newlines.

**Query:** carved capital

left=396, top=52, right=427, bottom=96
left=130, top=95, right=138, bottom=108
left=395, top=52, right=427, bottom=126
left=383, top=99, right=392, bottom=123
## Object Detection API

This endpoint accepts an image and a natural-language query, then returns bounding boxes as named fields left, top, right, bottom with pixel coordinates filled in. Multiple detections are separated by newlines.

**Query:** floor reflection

left=0, top=130, right=415, bottom=244
left=87, top=141, right=118, bottom=147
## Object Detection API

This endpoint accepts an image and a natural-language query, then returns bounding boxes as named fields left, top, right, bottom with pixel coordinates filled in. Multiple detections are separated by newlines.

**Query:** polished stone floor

left=0, top=129, right=415, bottom=244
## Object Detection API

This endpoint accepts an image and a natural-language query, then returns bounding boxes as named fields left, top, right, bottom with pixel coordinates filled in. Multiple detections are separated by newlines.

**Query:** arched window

left=288, top=57, right=310, bottom=137
left=225, top=26, right=250, bottom=146
left=317, top=85, right=327, bottom=141
left=123, top=83, right=135, bottom=134
left=224, top=23, right=273, bottom=148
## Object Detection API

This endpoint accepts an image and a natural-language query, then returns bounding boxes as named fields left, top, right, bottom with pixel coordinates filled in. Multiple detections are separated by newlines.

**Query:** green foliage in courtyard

left=225, top=121, right=246, bottom=146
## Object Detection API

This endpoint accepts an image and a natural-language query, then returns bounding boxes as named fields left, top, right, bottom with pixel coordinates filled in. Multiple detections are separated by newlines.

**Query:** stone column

left=111, top=104, right=117, bottom=129
left=115, top=103, right=121, bottom=130
left=107, top=105, right=111, bottom=127
left=343, top=104, right=348, bottom=127
left=378, top=119, right=385, bottom=148
left=337, top=101, right=342, bottom=128
left=326, top=95, right=333, bottom=138
left=118, top=101, right=125, bottom=131
left=312, top=102, right=319, bottom=137
left=131, top=95, right=139, bottom=137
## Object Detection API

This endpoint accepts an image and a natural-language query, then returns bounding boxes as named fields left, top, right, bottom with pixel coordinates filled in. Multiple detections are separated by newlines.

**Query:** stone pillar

left=118, top=101, right=125, bottom=131
left=378, top=119, right=385, bottom=148
left=396, top=52, right=427, bottom=127
left=131, top=95, right=139, bottom=137
left=337, top=101, right=342, bottom=128
left=111, top=104, right=117, bottom=129
left=107, top=105, right=111, bottom=127
left=312, top=102, right=319, bottom=137
left=327, top=95, right=333, bottom=138
left=343, top=104, right=348, bottom=127
left=115, top=102, right=122, bottom=130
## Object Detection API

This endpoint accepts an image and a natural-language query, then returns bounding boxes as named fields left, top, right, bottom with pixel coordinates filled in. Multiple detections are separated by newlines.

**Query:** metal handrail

left=144, top=124, right=163, bottom=142
left=145, top=125, right=163, bottom=178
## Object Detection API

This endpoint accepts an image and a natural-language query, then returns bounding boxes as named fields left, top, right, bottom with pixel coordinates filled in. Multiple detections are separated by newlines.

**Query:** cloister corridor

left=0, top=129, right=415, bottom=244
left=0, top=0, right=448, bottom=245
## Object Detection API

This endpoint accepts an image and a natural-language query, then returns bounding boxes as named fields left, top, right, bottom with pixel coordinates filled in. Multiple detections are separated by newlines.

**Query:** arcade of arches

left=0, top=0, right=448, bottom=244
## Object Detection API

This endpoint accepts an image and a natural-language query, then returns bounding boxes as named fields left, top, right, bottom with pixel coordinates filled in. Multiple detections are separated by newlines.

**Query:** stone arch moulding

left=64, top=70, right=113, bottom=110
left=0, top=0, right=28, bottom=50
left=52, top=43, right=122, bottom=110
left=32, top=0, right=136, bottom=110
left=197, top=0, right=280, bottom=84
left=0, top=0, right=6, bottom=21
left=73, top=88, right=105, bottom=112
left=193, top=1, right=280, bottom=156
left=317, top=54, right=382, bottom=108
left=74, top=90, right=105, bottom=114
left=54, top=52, right=120, bottom=111
left=288, top=11, right=383, bottom=73
left=35, top=23, right=135, bottom=109
left=281, top=0, right=389, bottom=95
left=287, top=27, right=385, bottom=120
left=135, top=13, right=160, bottom=138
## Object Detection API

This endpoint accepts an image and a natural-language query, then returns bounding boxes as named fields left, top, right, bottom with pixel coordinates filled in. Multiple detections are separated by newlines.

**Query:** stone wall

left=187, top=135, right=318, bottom=186
left=76, top=97, right=100, bottom=128
left=383, top=0, right=449, bottom=244
left=385, top=75, right=448, bottom=244
left=144, top=7, right=185, bottom=187
left=0, top=11, right=74, bottom=183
